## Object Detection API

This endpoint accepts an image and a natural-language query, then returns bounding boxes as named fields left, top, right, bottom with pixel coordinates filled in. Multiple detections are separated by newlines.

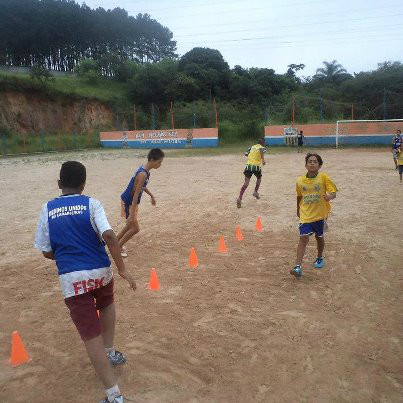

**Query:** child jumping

left=290, top=153, right=338, bottom=278
left=34, top=161, right=136, bottom=403
left=118, top=148, right=164, bottom=257
left=236, top=138, right=266, bottom=208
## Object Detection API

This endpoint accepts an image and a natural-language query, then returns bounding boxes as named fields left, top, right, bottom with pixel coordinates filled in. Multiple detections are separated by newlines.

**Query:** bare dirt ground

left=0, top=148, right=402, bottom=403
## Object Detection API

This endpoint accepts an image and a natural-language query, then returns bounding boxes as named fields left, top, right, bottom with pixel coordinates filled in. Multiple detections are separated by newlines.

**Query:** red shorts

left=64, top=279, right=114, bottom=341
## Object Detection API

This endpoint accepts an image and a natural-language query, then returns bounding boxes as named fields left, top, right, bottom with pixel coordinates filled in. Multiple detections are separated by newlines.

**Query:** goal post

left=335, top=119, right=403, bottom=148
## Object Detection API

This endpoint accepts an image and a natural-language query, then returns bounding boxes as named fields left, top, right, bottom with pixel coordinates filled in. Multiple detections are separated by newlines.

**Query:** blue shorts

left=299, top=219, right=324, bottom=237
left=399, top=165, right=403, bottom=174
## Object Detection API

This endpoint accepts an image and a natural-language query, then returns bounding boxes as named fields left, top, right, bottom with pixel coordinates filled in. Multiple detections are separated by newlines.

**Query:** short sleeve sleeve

left=323, top=174, right=338, bottom=193
left=90, top=198, right=112, bottom=237
left=34, top=203, right=52, bottom=252
left=296, top=181, right=302, bottom=196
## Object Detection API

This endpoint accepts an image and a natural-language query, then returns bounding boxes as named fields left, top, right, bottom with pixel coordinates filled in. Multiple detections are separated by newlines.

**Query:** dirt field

left=0, top=148, right=402, bottom=403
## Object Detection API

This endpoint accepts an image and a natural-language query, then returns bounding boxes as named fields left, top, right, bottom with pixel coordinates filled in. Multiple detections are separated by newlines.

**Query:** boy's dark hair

left=299, top=131, right=303, bottom=134
left=148, top=148, right=165, bottom=161
left=60, top=161, right=86, bottom=188
left=258, top=138, right=265, bottom=146
left=305, top=153, right=323, bottom=167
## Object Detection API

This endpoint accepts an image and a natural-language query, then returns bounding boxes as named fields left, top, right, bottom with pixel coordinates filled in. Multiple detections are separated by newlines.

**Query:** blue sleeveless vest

left=47, top=195, right=111, bottom=275
left=121, top=165, right=150, bottom=207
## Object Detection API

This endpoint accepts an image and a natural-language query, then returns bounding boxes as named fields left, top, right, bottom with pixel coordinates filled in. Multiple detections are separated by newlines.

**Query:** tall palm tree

left=315, top=60, right=347, bottom=79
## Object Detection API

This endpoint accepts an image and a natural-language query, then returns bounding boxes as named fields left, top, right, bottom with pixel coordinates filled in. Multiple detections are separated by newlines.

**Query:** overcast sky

left=80, top=0, right=403, bottom=77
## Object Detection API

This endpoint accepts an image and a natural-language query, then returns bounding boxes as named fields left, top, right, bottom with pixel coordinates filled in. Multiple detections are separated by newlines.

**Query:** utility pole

left=383, top=88, right=386, bottom=120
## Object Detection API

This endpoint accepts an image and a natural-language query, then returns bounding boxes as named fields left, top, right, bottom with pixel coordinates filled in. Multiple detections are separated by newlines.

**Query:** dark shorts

left=299, top=219, right=325, bottom=237
left=298, top=141, right=303, bottom=146
left=244, top=166, right=262, bottom=178
left=399, top=165, right=403, bottom=174
left=64, top=278, right=114, bottom=341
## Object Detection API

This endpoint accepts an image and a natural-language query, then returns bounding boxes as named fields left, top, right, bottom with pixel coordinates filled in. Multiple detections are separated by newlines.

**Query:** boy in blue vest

left=118, top=148, right=164, bottom=257
left=34, top=161, right=136, bottom=403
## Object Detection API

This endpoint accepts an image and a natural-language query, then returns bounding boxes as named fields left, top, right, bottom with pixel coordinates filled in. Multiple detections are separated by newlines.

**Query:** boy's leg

left=65, top=290, right=122, bottom=400
left=237, top=176, right=250, bottom=207
left=117, top=206, right=140, bottom=248
left=239, top=176, right=250, bottom=199
left=117, top=218, right=139, bottom=248
left=99, top=302, right=116, bottom=348
left=96, top=282, right=126, bottom=367
left=296, top=235, right=309, bottom=266
left=253, top=173, right=262, bottom=198
left=84, top=335, right=117, bottom=389
left=315, top=234, right=325, bottom=258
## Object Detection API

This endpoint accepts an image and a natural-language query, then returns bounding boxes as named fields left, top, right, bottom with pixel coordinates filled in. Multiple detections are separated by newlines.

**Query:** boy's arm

left=102, top=229, right=136, bottom=291
left=131, top=173, right=147, bottom=206
left=260, top=148, right=266, bottom=165
left=144, top=187, right=156, bottom=205
left=323, top=174, right=338, bottom=201
left=324, top=192, right=336, bottom=201
left=35, top=204, right=54, bottom=259
left=42, top=251, right=54, bottom=260
left=297, top=196, right=302, bottom=218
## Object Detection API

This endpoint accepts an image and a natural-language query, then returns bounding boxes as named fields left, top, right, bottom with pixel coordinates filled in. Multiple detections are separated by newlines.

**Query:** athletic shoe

left=107, top=350, right=126, bottom=366
left=236, top=198, right=242, bottom=208
left=120, top=248, right=128, bottom=258
left=314, top=257, right=325, bottom=269
left=253, top=191, right=260, bottom=200
left=290, top=265, right=302, bottom=277
left=99, top=395, right=124, bottom=403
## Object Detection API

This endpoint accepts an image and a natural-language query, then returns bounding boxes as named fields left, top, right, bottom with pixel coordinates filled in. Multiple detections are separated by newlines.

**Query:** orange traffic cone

left=256, top=217, right=263, bottom=232
left=218, top=235, right=227, bottom=253
left=235, top=225, right=243, bottom=241
left=189, top=247, right=199, bottom=268
left=9, top=331, right=31, bottom=367
left=148, top=268, right=160, bottom=290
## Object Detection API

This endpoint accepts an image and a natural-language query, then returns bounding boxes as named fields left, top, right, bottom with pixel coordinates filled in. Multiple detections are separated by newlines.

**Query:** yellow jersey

left=398, top=149, right=403, bottom=165
left=246, top=144, right=265, bottom=166
left=296, top=172, right=338, bottom=224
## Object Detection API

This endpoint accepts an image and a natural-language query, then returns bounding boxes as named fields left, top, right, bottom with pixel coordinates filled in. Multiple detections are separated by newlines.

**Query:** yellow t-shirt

left=246, top=144, right=265, bottom=166
left=398, top=149, right=403, bottom=165
left=296, top=172, right=338, bottom=224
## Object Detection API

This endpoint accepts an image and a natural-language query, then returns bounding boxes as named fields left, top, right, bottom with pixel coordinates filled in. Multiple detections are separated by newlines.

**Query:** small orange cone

left=218, top=235, right=227, bottom=253
left=148, top=268, right=160, bottom=290
left=189, top=247, right=199, bottom=268
left=256, top=217, right=263, bottom=232
left=9, top=331, right=31, bottom=367
left=235, top=225, right=243, bottom=241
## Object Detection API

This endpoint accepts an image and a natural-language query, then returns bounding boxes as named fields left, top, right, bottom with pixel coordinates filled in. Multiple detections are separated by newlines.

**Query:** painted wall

left=264, top=122, right=402, bottom=146
left=100, top=128, right=218, bottom=149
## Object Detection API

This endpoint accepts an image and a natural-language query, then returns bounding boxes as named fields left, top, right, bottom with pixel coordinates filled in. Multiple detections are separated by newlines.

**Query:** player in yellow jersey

left=397, top=145, right=403, bottom=183
left=290, top=153, right=338, bottom=278
left=236, top=138, right=266, bottom=208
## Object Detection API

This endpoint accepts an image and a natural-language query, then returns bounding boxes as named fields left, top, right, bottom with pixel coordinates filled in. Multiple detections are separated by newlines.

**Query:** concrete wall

left=264, top=121, right=402, bottom=146
left=100, top=128, right=218, bottom=149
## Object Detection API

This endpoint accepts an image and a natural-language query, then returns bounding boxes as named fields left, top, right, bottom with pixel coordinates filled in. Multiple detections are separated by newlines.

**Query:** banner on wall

left=100, top=128, right=218, bottom=149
